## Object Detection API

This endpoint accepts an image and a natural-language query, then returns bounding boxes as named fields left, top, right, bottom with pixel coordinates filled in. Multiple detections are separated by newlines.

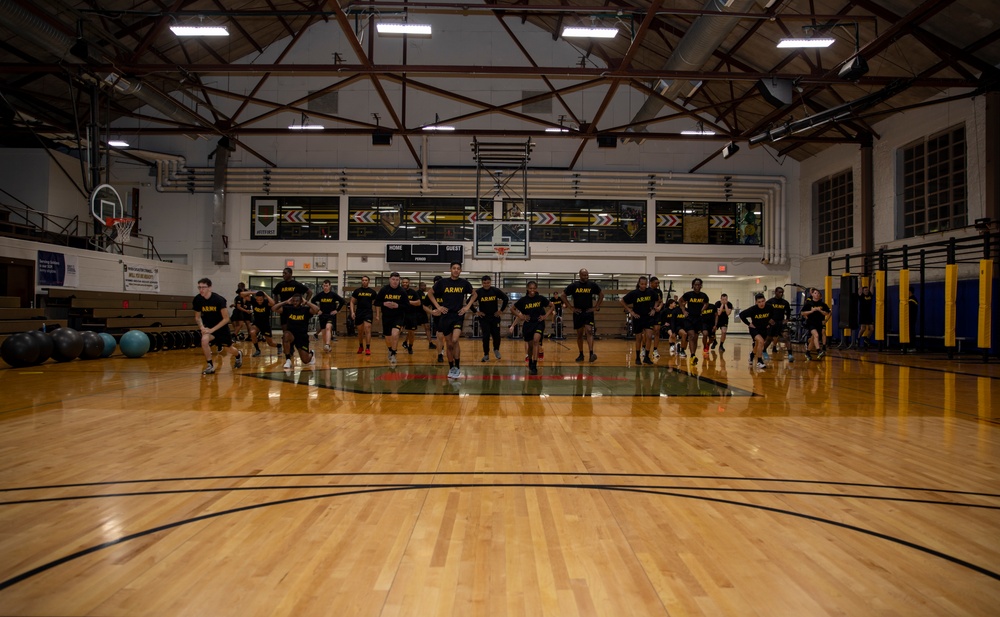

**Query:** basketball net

left=494, top=245, right=509, bottom=278
left=107, top=217, right=135, bottom=245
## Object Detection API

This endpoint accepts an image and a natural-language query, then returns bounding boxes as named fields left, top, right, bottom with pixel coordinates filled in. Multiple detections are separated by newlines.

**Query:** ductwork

left=624, top=0, right=760, bottom=141
left=0, top=0, right=210, bottom=130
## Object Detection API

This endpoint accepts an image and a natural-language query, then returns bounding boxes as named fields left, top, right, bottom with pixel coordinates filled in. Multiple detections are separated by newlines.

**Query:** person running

left=416, top=281, right=437, bottom=351
left=312, top=279, right=344, bottom=353
left=374, top=272, right=407, bottom=365
left=647, top=276, right=665, bottom=359
left=230, top=282, right=253, bottom=342
left=765, top=287, right=793, bottom=362
left=350, top=275, right=376, bottom=356
left=711, top=293, right=734, bottom=352
left=193, top=278, right=243, bottom=375
left=857, top=285, right=875, bottom=348
left=509, top=281, right=553, bottom=376
left=428, top=263, right=477, bottom=379
left=272, top=268, right=310, bottom=354
left=424, top=276, right=447, bottom=362
left=400, top=278, right=423, bottom=355
left=248, top=291, right=278, bottom=357
left=621, top=276, right=658, bottom=365
left=679, top=278, right=711, bottom=365
left=661, top=298, right=684, bottom=356
left=801, top=288, right=831, bottom=360
left=562, top=268, right=604, bottom=363
left=475, top=275, right=509, bottom=362
left=739, top=293, right=773, bottom=370
left=272, top=294, right=319, bottom=369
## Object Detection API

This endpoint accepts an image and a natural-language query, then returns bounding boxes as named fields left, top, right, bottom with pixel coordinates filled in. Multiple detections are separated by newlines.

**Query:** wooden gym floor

left=0, top=334, right=998, bottom=616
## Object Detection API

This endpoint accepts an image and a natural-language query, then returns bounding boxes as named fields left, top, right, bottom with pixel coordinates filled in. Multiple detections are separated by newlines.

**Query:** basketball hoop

left=106, top=217, right=135, bottom=245
left=494, top=245, right=509, bottom=276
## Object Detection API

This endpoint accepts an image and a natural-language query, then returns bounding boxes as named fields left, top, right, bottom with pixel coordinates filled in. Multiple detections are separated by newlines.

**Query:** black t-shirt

left=432, top=277, right=474, bottom=312
left=623, top=288, right=657, bottom=318
left=404, top=288, right=423, bottom=315
left=351, top=286, right=376, bottom=315
left=802, top=299, right=830, bottom=331
left=513, top=294, right=550, bottom=321
left=250, top=301, right=272, bottom=324
left=649, top=287, right=664, bottom=309
left=312, top=291, right=344, bottom=315
left=564, top=280, right=602, bottom=311
left=766, top=297, right=790, bottom=323
left=272, top=279, right=309, bottom=302
left=681, top=291, right=711, bottom=319
left=475, top=287, right=509, bottom=317
left=740, top=305, right=773, bottom=332
left=282, top=304, right=312, bottom=333
left=193, top=292, right=228, bottom=328
left=232, top=294, right=251, bottom=317
left=858, top=294, right=874, bottom=320
left=375, top=284, right=407, bottom=318
left=715, top=300, right=734, bottom=317
left=665, top=305, right=685, bottom=326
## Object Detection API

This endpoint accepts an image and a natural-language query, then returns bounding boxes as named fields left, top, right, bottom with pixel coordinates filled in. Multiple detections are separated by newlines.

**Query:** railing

left=0, top=202, right=163, bottom=261
left=828, top=233, right=999, bottom=275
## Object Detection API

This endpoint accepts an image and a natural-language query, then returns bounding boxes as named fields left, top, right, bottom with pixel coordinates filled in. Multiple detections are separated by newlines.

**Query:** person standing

left=400, top=277, right=423, bottom=355
left=475, top=275, right=509, bottom=362
left=801, top=288, right=831, bottom=360
left=711, top=293, right=734, bottom=352
left=662, top=298, right=684, bottom=356
left=562, top=268, right=604, bottom=363
left=312, top=279, right=344, bottom=353
left=621, top=276, right=658, bottom=365
left=272, top=294, right=319, bottom=369
left=350, top=275, right=376, bottom=356
left=647, top=277, right=665, bottom=359
left=230, top=282, right=253, bottom=342
left=272, top=268, right=310, bottom=354
left=248, top=291, right=278, bottom=357
left=739, top=293, right=773, bottom=370
left=193, top=278, right=243, bottom=375
left=679, top=278, right=711, bottom=365
left=510, top=281, right=553, bottom=376
left=428, top=263, right=478, bottom=379
left=857, top=285, right=875, bottom=348
left=374, top=272, right=407, bottom=365
left=424, top=276, right=447, bottom=362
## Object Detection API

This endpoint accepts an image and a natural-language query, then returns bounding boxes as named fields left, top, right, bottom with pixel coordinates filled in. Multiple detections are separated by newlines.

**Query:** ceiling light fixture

left=108, top=139, right=129, bottom=148
left=777, top=37, right=835, bottom=48
left=376, top=23, right=432, bottom=36
left=288, top=113, right=324, bottom=130
left=681, top=122, right=715, bottom=136
left=170, top=24, right=229, bottom=37
left=562, top=26, right=619, bottom=39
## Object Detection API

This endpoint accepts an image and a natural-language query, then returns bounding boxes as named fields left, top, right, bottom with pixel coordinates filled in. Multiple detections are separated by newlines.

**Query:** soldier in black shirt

left=711, top=293, right=734, bottom=353
left=474, top=275, right=509, bottom=362
left=193, top=277, right=242, bottom=375
left=272, top=268, right=310, bottom=352
left=621, top=276, right=658, bottom=366
left=273, top=294, right=319, bottom=369
left=680, top=278, right=711, bottom=365
left=764, top=287, right=793, bottom=362
left=739, top=293, right=773, bottom=369
left=801, top=288, right=831, bottom=360
left=400, top=278, right=424, bottom=355
left=248, top=291, right=278, bottom=357
left=510, top=281, right=553, bottom=375
left=562, top=268, right=603, bottom=363
left=429, top=263, right=477, bottom=379
left=350, top=276, right=376, bottom=356
left=230, top=282, right=253, bottom=342
left=312, top=279, right=344, bottom=353
left=648, top=277, right=665, bottom=359
left=374, top=272, right=407, bottom=365
left=857, top=285, right=875, bottom=348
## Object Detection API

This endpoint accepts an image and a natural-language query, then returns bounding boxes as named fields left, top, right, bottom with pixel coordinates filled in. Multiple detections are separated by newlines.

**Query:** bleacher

left=43, top=288, right=194, bottom=333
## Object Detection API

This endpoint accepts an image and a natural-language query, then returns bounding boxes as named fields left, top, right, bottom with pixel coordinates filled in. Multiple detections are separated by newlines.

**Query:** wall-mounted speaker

left=372, top=133, right=392, bottom=146
left=596, top=135, right=617, bottom=148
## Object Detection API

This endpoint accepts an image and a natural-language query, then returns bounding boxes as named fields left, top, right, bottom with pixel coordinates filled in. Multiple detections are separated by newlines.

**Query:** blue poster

left=37, top=250, right=78, bottom=287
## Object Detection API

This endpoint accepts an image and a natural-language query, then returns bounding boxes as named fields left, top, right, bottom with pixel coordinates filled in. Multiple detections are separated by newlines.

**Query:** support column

left=859, top=133, right=874, bottom=262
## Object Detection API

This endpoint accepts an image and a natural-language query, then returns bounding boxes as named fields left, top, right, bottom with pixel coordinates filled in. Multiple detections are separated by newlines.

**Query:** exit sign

left=717, top=264, right=727, bottom=273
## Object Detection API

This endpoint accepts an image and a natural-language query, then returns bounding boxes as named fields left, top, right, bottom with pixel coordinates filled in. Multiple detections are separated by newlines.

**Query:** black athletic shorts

left=633, top=315, right=655, bottom=332
left=572, top=312, right=595, bottom=330
left=318, top=314, right=336, bottom=329
left=252, top=319, right=273, bottom=337
left=436, top=312, right=465, bottom=334
left=289, top=330, right=310, bottom=351
left=381, top=313, right=405, bottom=337
left=768, top=322, right=784, bottom=338
left=209, top=327, right=234, bottom=347
left=354, top=310, right=373, bottom=325
left=522, top=321, right=545, bottom=342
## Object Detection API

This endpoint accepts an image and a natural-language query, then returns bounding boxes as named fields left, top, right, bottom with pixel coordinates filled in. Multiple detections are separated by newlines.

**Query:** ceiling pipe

left=623, top=0, right=760, bottom=143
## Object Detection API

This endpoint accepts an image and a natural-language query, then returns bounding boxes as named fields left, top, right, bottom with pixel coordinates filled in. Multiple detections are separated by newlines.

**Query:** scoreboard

left=385, top=244, right=464, bottom=264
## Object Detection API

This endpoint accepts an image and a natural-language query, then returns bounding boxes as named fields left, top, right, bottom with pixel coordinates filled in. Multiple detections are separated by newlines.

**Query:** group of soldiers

left=193, top=265, right=834, bottom=377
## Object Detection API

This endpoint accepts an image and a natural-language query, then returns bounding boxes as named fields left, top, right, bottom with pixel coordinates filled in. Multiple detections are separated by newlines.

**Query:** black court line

left=1, top=482, right=998, bottom=592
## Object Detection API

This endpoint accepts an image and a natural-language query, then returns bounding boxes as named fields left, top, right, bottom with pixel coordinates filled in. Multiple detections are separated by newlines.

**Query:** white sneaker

left=652, top=349, right=660, bottom=360
left=324, top=344, right=331, bottom=352
left=389, top=352, right=397, bottom=365
left=669, top=346, right=676, bottom=356
left=307, top=350, right=316, bottom=366
left=448, top=367, right=461, bottom=379
left=639, top=349, right=646, bottom=361
left=283, top=359, right=292, bottom=369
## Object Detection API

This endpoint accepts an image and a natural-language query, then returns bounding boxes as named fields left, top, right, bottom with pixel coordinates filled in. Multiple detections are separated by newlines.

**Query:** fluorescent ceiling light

left=545, top=128, right=569, bottom=133
left=681, top=129, right=716, bottom=135
left=708, top=274, right=736, bottom=278
left=777, top=38, right=835, bottom=48
left=170, top=25, right=229, bottom=37
left=108, top=140, right=129, bottom=147
left=422, top=125, right=455, bottom=131
left=377, top=23, right=432, bottom=35
left=288, top=124, right=324, bottom=130
left=562, top=26, right=619, bottom=39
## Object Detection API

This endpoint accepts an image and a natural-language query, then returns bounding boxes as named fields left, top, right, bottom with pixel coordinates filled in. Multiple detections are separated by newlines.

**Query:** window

left=815, top=170, right=853, bottom=253
left=521, top=199, right=646, bottom=243
left=348, top=197, right=479, bottom=241
left=901, top=125, right=967, bottom=237
left=250, top=196, right=339, bottom=240
left=655, top=201, right=762, bottom=245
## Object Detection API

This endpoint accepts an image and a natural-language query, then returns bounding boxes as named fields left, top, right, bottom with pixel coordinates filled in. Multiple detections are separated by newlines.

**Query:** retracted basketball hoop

left=106, top=216, right=135, bottom=245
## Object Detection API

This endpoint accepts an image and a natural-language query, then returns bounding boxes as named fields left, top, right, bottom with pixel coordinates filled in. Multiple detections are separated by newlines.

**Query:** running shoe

left=589, top=352, right=597, bottom=363
left=202, top=364, right=215, bottom=375
left=357, top=345, right=364, bottom=354
left=494, top=349, right=501, bottom=360
left=324, top=344, right=331, bottom=352
left=448, top=367, right=461, bottom=379
left=678, top=350, right=687, bottom=358
left=528, top=363, right=538, bottom=376
left=365, top=348, right=371, bottom=356
left=252, top=349, right=261, bottom=358
left=407, top=344, right=414, bottom=355
left=429, top=342, right=436, bottom=349
left=438, top=353, right=445, bottom=363
left=481, top=354, right=489, bottom=362
left=756, top=360, right=766, bottom=369
left=276, top=344, right=283, bottom=354
left=690, top=356, right=698, bottom=365
left=788, top=352, right=795, bottom=363
left=762, top=351, right=770, bottom=361
left=388, top=351, right=396, bottom=365
left=719, top=344, right=725, bottom=352
left=538, top=350, right=544, bottom=360
left=643, top=355, right=654, bottom=365
left=652, top=349, right=660, bottom=360
left=711, top=341, right=717, bottom=350
left=234, top=352, right=243, bottom=369
left=576, top=353, right=585, bottom=362
left=308, top=350, right=316, bottom=366
left=283, top=359, right=292, bottom=369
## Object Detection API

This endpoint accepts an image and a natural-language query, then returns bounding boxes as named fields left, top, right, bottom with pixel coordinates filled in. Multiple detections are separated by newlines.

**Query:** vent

left=308, top=91, right=339, bottom=115
left=521, top=91, right=551, bottom=114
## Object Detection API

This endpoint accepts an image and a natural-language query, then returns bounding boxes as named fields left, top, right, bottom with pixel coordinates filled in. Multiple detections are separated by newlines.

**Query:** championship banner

left=37, top=250, right=79, bottom=287
left=254, top=199, right=278, bottom=237
left=124, top=264, right=159, bottom=293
